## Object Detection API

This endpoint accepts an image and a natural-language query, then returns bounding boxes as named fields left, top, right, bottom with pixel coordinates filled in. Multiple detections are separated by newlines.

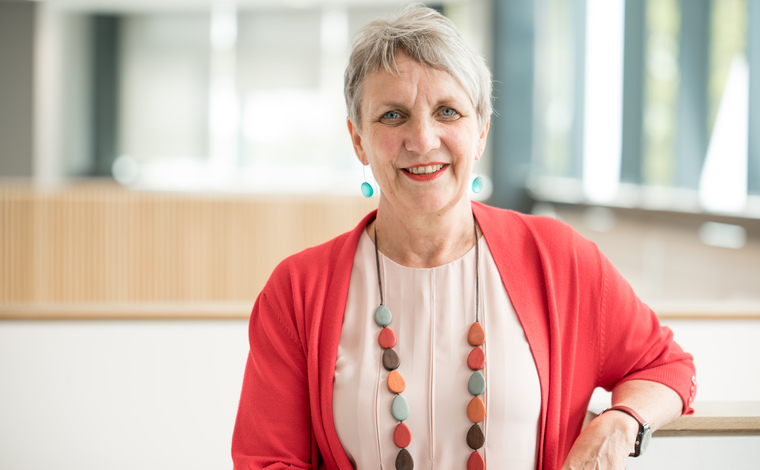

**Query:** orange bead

left=378, top=327, right=397, bottom=349
left=387, top=369, right=406, bottom=394
left=393, top=422, right=412, bottom=448
left=467, top=396, right=486, bottom=423
left=468, top=322, right=485, bottom=346
left=467, top=450, right=485, bottom=470
left=467, top=346, right=485, bottom=370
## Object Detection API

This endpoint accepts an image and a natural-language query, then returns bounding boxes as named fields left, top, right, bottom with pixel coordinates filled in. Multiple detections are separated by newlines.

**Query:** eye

left=381, top=111, right=401, bottom=120
left=439, top=107, right=460, bottom=119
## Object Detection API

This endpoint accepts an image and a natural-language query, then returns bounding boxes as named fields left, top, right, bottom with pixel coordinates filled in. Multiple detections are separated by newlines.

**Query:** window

left=104, top=2, right=493, bottom=197
left=528, top=0, right=759, bottom=217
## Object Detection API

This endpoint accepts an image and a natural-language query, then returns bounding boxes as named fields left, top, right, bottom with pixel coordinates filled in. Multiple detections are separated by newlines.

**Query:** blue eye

left=441, top=107, right=458, bottom=117
left=382, top=111, right=400, bottom=120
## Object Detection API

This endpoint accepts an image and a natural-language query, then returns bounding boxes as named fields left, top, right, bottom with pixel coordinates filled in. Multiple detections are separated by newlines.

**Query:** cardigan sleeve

left=231, top=284, right=315, bottom=469
left=594, top=247, right=696, bottom=414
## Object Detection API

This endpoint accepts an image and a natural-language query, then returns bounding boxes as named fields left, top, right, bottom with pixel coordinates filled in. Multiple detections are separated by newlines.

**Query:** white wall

left=0, top=318, right=758, bottom=469
left=0, top=320, right=249, bottom=470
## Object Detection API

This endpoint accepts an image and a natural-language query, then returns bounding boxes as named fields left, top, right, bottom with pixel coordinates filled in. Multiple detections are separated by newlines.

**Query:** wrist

left=597, top=409, right=638, bottom=449
left=599, top=405, right=652, bottom=457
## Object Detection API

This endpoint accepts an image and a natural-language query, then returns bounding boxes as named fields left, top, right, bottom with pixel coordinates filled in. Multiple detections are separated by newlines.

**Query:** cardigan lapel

left=315, top=210, right=377, bottom=469
left=472, top=202, right=551, bottom=469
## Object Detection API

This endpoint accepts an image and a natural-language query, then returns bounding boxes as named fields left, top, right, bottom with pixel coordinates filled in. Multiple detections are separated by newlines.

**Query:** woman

left=232, top=6, right=695, bottom=469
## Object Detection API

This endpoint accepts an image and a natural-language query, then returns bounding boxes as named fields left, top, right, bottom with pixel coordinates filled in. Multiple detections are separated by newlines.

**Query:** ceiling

left=33, top=0, right=424, bottom=13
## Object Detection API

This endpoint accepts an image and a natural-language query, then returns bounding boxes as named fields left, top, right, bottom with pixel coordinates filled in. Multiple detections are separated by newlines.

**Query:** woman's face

left=348, top=51, right=490, bottom=218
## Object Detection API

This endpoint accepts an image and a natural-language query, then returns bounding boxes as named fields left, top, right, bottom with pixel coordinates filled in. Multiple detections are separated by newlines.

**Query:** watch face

left=638, top=424, right=652, bottom=456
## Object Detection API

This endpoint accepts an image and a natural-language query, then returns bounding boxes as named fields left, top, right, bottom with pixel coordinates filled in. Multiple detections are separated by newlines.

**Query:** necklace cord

left=474, top=214, right=479, bottom=323
left=374, top=224, right=384, bottom=305
left=373, top=217, right=479, bottom=316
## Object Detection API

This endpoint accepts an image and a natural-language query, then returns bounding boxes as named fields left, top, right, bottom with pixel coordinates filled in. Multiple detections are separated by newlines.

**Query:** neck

left=369, top=198, right=479, bottom=268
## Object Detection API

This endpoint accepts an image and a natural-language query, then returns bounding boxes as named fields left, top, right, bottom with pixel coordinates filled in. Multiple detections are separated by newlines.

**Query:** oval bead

left=378, top=327, right=397, bottom=349
left=361, top=181, right=374, bottom=198
left=467, top=450, right=485, bottom=470
left=395, top=448, right=414, bottom=470
left=471, top=176, right=484, bottom=194
left=467, top=346, right=485, bottom=370
left=468, top=370, right=486, bottom=396
left=467, top=396, right=486, bottom=423
left=387, top=370, right=406, bottom=394
left=374, top=305, right=392, bottom=327
left=466, top=423, right=485, bottom=450
left=393, top=422, right=412, bottom=448
left=467, top=322, right=485, bottom=346
left=382, top=348, right=400, bottom=371
left=391, top=395, right=410, bottom=421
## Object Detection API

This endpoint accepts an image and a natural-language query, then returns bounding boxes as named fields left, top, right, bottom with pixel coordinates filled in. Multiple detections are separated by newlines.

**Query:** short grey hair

left=344, top=4, right=493, bottom=131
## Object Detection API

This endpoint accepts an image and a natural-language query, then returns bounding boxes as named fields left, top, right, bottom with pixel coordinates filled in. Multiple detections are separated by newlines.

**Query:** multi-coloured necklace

left=372, top=216, right=486, bottom=470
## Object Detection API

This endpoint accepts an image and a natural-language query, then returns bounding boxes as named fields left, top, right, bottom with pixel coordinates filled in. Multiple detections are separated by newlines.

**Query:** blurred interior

left=1, top=0, right=759, bottom=469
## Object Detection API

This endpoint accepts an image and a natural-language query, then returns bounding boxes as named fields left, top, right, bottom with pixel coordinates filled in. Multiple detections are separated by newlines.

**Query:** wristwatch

left=601, top=405, right=652, bottom=457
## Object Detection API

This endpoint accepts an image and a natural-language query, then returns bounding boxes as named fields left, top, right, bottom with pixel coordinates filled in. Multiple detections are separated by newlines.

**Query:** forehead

left=362, top=53, right=470, bottom=108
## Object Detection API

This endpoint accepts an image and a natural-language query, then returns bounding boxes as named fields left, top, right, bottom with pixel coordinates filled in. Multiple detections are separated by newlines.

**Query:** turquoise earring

left=472, top=176, right=483, bottom=193
left=361, top=165, right=374, bottom=197
left=472, top=158, right=483, bottom=193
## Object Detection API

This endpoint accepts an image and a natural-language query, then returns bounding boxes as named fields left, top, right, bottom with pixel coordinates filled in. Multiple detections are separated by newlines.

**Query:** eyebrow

left=369, top=95, right=466, bottom=112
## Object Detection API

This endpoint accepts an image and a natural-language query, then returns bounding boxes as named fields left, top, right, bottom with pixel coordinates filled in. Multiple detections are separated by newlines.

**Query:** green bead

left=391, top=395, right=409, bottom=421
left=374, top=305, right=392, bottom=327
left=468, top=370, right=486, bottom=396
left=471, top=176, right=483, bottom=193
left=361, top=182, right=374, bottom=198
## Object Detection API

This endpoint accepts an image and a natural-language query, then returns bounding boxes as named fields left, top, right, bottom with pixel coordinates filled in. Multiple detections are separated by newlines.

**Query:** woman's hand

left=560, top=410, right=638, bottom=470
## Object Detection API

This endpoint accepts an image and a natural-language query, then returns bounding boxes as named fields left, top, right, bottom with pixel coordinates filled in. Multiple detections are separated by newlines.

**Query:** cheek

left=369, top=132, right=399, bottom=163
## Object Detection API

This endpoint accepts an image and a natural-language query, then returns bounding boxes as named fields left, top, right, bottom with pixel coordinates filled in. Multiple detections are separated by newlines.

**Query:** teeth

left=408, top=164, right=444, bottom=175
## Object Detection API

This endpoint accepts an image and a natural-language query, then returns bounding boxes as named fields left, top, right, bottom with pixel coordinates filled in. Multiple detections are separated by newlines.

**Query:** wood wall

left=1, top=181, right=377, bottom=305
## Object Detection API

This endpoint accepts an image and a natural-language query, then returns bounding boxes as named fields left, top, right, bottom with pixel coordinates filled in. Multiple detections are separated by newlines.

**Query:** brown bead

left=467, top=322, right=485, bottom=346
left=466, top=423, right=485, bottom=450
left=387, top=369, right=406, bottom=394
left=395, top=448, right=414, bottom=470
left=467, top=396, right=486, bottom=423
left=467, top=450, right=485, bottom=470
left=383, top=348, right=400, bottom=371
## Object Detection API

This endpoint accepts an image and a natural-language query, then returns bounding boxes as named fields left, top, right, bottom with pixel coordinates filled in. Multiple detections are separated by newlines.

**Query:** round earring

left=361, top=165, right=374, bottom=198
left=471, top=158, right=483, bottom=193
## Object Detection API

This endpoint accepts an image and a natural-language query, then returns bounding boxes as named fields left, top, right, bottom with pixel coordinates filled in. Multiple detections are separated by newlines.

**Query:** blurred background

left=1, top=0, right=759, bottom=468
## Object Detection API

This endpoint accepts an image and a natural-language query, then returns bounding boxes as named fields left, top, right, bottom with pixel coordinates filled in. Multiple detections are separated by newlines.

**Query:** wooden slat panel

left=0, top=181, right=377, bottom=306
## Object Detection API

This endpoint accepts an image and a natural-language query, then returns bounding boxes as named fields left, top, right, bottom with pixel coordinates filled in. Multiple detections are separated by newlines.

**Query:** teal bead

left=468, top=370, right=486, bottom=396
left=361, top=182, right=374, bottom=197
left=391, top=394, right=410, bottom=421
left=471, top=176, right=483, bottom=193
left=374, top=305, right=392, bottom=327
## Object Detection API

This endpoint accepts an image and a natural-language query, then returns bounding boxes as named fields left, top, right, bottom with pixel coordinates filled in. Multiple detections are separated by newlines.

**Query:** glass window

left=530, top=0, right=757, bottom=217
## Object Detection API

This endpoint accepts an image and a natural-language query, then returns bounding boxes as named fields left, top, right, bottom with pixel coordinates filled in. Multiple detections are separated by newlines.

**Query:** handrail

left=655, top=402, right=760, bottom=437
left=2, top=301, right=760, bottom=321
left=586, top=402, right=760, bottom=437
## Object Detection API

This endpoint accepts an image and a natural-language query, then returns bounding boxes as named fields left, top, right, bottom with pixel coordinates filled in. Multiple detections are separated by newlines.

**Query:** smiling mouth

left=405, top=164, right=446, bottom=175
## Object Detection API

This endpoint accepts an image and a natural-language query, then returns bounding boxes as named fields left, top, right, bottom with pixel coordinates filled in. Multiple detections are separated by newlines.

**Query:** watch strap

left=601, top=405, right=650, bottom=457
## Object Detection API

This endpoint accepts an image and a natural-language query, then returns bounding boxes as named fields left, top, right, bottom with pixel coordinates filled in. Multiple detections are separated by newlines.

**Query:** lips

left=405, top=164, right=446, bottom=175
left=402, top=163, right=448, bottom=181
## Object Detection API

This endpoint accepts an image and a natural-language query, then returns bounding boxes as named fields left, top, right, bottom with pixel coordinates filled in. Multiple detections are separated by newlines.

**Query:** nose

left=404, top=117, right=440, bottom=155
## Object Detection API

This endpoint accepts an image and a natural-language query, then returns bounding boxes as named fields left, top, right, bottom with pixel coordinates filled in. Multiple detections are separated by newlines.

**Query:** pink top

left=333, top=229, right=540, bottom=469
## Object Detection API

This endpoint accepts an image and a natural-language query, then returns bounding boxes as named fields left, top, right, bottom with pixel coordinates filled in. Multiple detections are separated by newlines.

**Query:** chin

left=407, top=190, right=469, bottom=215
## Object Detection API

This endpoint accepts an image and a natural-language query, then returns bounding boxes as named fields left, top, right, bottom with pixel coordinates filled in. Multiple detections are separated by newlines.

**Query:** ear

left=475, top=117, right=491, bottom=161
left=347, top=118, right=368, bottom=165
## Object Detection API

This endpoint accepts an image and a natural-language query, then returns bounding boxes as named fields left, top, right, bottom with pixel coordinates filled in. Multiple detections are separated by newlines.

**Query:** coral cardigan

left=232, top=202, right=696, bottom=470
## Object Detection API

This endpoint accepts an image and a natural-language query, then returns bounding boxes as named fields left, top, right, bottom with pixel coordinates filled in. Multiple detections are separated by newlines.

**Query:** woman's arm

left=231, top=291, right=314, bottom=469
left=561, top=380, right=683, bottom=469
